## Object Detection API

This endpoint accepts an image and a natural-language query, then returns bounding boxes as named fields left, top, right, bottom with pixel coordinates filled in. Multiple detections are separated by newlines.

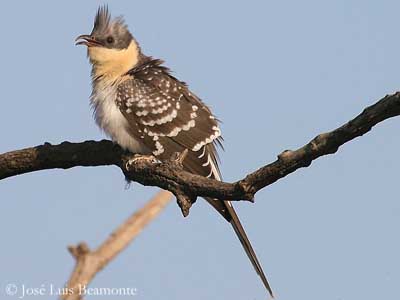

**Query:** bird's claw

left=125, top=154, right=160, bottom=169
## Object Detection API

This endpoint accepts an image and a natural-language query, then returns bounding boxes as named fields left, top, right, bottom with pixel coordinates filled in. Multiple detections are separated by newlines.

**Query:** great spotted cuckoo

left=76, top=6, right=273, bottom=297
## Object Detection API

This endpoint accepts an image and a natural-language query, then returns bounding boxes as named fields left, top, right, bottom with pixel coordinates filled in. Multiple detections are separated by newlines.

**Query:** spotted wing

left=116, top=59, right=223, bottom=180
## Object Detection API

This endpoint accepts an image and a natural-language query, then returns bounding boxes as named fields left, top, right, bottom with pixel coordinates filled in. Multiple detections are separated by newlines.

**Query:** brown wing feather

left=117, top=59, right=223, bottom=178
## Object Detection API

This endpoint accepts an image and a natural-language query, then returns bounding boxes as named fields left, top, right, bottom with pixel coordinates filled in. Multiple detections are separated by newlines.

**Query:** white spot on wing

left=198, top=146, right=206, bottom=158
left=141, top=109, right=178, bottom=126
left=192, top=126, right=221, bottom=151
left=153, top=141, right=164, bottom=155
left=136, top=110, right=149, bottom=116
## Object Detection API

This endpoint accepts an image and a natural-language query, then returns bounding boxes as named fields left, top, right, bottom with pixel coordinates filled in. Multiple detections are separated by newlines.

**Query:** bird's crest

left=92, top=5, right=128, bottom=35
left=93, top=5, right=111, bottom=32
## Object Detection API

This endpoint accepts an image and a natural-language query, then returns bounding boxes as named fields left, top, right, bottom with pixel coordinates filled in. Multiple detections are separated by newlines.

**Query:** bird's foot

left=125, top=154, right=160, bottom=169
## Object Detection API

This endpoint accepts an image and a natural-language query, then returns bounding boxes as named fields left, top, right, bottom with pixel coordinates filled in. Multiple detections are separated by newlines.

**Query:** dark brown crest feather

left=94, top=5, right=111, bottom=32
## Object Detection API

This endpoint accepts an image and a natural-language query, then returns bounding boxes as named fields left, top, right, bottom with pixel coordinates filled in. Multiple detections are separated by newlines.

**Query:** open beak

left=75, top=34, right=102, bottom=47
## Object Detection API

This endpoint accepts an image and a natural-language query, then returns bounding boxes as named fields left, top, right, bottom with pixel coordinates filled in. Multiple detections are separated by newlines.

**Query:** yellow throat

left=89, top=40, right=139, bottom=82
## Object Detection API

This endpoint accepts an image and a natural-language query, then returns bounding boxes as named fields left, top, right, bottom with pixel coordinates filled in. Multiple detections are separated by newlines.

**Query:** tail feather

left=224, top=200, right=274, bottom=298
left=201, top=152, right=273, bottom=297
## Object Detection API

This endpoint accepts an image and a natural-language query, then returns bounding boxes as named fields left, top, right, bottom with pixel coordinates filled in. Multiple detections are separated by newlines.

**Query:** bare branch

left=1, top=92, right=400, bottom=210
left=62, top=190, right=173, bottom=300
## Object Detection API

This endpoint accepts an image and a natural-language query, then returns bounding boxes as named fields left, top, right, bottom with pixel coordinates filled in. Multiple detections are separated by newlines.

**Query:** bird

left=76, top=6, right=273, bottom=297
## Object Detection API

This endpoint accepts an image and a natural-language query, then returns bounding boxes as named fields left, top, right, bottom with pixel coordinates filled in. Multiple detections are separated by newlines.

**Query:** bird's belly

left=91, top=86, right=148, bottom=154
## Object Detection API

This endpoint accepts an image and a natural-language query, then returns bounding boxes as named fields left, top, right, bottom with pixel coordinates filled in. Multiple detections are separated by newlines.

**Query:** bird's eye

left=106, top=36, right=114, bottom=44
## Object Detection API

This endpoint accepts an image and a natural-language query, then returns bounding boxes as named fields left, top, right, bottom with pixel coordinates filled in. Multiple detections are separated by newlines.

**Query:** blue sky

left=1, top=1, right=399, bottom=299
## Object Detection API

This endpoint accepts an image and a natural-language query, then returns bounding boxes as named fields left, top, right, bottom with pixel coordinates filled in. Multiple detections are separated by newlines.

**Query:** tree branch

left=1, top=92, right=399, bottom=212
left=63, top=190, right=173, bottom=300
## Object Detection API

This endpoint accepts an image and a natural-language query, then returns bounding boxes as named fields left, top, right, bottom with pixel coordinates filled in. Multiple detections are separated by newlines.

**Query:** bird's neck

left=89, top=40, right=140, bottom=84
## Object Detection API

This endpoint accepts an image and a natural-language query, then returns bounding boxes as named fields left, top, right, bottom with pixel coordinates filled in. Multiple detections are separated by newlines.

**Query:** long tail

left=188, top=146, right=273, bottom=297
left=224, top=200, right=274, bottom=298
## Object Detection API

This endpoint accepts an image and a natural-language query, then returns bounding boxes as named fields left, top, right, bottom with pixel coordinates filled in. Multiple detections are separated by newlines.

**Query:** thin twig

left=62, top=190, right=173, bottom=300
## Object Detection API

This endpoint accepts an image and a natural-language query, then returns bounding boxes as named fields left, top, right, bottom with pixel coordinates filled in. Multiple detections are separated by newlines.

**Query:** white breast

left=90, top=82, right=148, bottom=154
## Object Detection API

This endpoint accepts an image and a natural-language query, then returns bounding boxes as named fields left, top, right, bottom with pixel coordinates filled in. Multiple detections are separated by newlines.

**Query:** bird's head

left=76, top=6, right=141, bottom=80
